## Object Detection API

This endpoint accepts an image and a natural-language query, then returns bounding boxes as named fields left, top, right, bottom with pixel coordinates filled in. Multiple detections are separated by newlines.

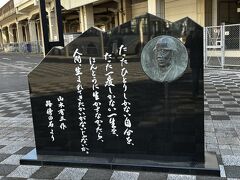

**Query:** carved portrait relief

left=141, top=36, right=188, bottom=83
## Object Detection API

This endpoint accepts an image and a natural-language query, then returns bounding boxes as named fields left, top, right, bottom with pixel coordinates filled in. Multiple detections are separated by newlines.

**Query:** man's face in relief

left=153, top=38, right=176, bottom=70
left=141, top=35, right=188, bottom=83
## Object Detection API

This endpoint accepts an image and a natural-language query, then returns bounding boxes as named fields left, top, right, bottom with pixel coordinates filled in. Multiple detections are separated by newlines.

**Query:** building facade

left=0, top=0, right=239, bottom=53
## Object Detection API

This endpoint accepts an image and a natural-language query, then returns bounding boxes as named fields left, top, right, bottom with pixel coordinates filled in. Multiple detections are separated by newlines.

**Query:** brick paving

left=0, top=54, right=240, bottom=179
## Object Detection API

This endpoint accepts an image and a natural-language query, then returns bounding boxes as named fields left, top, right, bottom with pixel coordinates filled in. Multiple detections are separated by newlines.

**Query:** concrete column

left=148, top=0, right=165, bottom=18
left=86, top=4, right=94, bottom=29
left=36, top=22, right=42, bottom=43
left=114, top=12, right=119, bottom=27
left=196, top=0, right=205, bottom=27
left=109, top=21, right=113, bottom=30
left=159, top=0, right=165, bottom=18
left=28, top=20, right=38, bottom=42
left=47, top=9, right=53, bottom=40
left=1, top=30, right=3, bottom=45
left=205, top=0, right=212, bottom=26
left=212, top=0, right=218, bottom=26
left=23, top=26, right=27, bottom=41
left=122, top=0, right=132, bottom=22
left=79, top=4, right=94, bottom=32
left=24, top=25, right=30, bottom=42
left=0, top=30, right=3, bottom=48
left=63, top=21, right=67, bottom=33
left=8, top=26, right=15, bottom=43
left=1, top=28, right=8, bottom=51
left=16, top=22, right=24, bottom=43
left=48, top=9, right=58, bottom=41
left=118, top=1, right=123, bottom=25
left=2, top=28, right=8, bottom=44
left=79, top=7, right=84, bottom=32
left=84, top=4, right=94, bottom=30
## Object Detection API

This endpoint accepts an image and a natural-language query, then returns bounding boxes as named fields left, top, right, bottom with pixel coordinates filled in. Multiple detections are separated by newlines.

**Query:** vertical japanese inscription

left=73, top=49, right=89, bottom=154
left=119, top=45, right=134, bottom=145
left=104, top=52, right=118, bottom=136
left=57, top=96, right=67, bottom=130
left=89, top=57, right=104, bottom=142
left=45, top=46, right=134, bottom=152
left=46, top=100, right=55, bottom=142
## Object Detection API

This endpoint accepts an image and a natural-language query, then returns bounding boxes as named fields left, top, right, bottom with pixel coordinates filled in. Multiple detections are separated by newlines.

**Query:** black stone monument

left=21, top=13, right=220, bottom=176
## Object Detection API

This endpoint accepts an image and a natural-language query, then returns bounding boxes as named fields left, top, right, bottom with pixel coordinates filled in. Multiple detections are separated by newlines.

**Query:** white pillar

left=86, top=4, right=94, bottom=29
left=79, top=7, right=85, bottom=32
left=36, top=22, right=42, bottom=43
left=8, top=26, right=14, bottom=43
left=35, top=21, right=43, bottom=53
left=148, top=0, right=165, bottom=18
left=28, top=20, right=38, bottom=42
left=48, top=9, right=58, bottom=41
left=0, top=30, right=3, bottom=48
left=23, top=26, right=26, bottom=42
left=47, top=9, right=53, bottom=40
left=84, top=4, right=94, bottom=30
left=122, top=0, right=132, bottom=22
left=2, top=28, right=8, bottom=51
left=2, top=28, right=8, bottom=44
left=63, top=21, right=67, bottom=33
left=1, top=30, right=4, bottom=44
left=118, top=1, right=123, bottom=25
left=212, top=0, right=218, bottom=26
left=109, top=21, right=113, bottom=30
left=16, top=22, right=24, bottom=43
left=114, top=12, right=119, bottom=27
left=159, top=0, right=165, bottom=18
left=23, top=24, right=30, bottom=42
left=79, top=4, right=94, bottom=32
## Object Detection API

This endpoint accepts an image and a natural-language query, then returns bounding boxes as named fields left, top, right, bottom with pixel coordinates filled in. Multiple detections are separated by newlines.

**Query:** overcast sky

left=0, top=0, right=9, bottom=8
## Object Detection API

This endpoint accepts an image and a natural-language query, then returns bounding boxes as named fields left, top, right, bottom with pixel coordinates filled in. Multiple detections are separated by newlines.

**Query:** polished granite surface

left=21, top=149, right=220, bottom=176
left=28, top=14, right=206, bottom=165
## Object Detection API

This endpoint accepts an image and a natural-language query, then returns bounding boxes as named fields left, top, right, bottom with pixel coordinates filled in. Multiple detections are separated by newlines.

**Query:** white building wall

left=132, top=1, right=148, bottom=18
left=165, top=0, right=205, bottom=26
left=165, top=0, right=197, bottom=21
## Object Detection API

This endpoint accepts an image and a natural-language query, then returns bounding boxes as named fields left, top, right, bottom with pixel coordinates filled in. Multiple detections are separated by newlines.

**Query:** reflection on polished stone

left=27, top=13, right=207, bottom=168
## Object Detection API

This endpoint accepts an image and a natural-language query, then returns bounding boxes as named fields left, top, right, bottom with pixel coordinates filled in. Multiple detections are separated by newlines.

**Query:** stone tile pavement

left=0, top=69, right=239, bottom=179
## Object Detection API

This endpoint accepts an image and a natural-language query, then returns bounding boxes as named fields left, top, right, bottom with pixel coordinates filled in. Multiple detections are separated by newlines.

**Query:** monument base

left=20, top=149, right=220, bottom=176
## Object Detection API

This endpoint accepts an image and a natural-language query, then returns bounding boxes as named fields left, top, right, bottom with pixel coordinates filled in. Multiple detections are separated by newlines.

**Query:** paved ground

left=0, top=53, right=41, bottom=93
left=0, top=52, right=240, bottom=179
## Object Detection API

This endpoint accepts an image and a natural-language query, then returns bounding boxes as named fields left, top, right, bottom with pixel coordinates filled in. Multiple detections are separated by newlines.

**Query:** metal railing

left=204, top=23, right=240, bottom=69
